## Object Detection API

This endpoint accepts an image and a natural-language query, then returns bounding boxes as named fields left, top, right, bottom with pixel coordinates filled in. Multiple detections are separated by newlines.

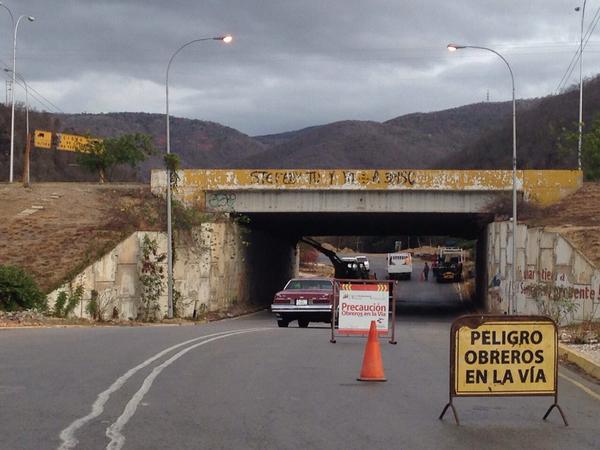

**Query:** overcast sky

left=1, top=0, right=598, bottom=136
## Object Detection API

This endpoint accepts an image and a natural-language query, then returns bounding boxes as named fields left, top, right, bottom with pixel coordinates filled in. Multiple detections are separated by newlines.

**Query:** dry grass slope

left=524, top=182, right=600, bottom=267
left=0, top=183, right=164, bottom=293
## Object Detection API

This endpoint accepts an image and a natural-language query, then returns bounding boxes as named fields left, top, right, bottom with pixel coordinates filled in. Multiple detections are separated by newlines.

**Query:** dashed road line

left=57, top=328, right=266, bottom=450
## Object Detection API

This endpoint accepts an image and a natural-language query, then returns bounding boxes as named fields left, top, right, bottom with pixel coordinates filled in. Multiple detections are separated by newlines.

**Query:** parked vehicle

left=271, top=278, right=334, bottom=328
left=387, top=252, right=413, bottom=280
left=434, top=247, right=464, bottom=282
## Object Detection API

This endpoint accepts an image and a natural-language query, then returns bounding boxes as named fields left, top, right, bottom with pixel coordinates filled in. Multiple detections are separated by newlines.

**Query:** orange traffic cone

left=357, top=320, right=387, bottom=382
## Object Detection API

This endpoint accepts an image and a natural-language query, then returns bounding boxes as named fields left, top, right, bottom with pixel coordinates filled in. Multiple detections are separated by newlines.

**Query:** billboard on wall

left=338, top=283, right=389, bottom=335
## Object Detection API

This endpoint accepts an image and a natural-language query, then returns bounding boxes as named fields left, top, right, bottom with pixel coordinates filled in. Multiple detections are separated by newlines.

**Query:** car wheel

left=298, top=319, right=310, bottom=328
left=277, top=319, right=289, bottom=328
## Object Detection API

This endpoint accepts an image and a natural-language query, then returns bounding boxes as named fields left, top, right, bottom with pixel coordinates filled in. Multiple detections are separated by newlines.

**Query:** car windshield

left=285, top=279, right=332, bottom=290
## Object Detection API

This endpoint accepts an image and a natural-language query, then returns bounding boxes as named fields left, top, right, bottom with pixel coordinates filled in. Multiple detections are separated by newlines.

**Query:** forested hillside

left=443, top=77, right=600, bottom=171
left=1, top=75, right=600, bottom=182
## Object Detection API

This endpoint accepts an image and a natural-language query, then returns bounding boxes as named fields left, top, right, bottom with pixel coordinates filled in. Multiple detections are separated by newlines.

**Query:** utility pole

left=22, top=131, right=30, bottom=187
left=5, top=79, right=10, bottom=105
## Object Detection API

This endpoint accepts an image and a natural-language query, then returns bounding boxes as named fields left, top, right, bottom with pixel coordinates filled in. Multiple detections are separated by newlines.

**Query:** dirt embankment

left=523, top=182, right=600, bottom=267
left=0, top=183, right=164, bottom=293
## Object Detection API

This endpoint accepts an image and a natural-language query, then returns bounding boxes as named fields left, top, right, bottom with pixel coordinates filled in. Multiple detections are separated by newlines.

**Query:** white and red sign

left=338, top=283, right=389, bottom=335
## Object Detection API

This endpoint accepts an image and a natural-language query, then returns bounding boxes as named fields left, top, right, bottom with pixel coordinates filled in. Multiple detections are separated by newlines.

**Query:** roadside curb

left=558, top=344, right=600, bottom=380
left=0, top=308, right=268, bottom=331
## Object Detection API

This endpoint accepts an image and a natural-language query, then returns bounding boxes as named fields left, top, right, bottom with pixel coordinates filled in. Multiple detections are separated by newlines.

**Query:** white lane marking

left=58, top=329, right=263, bottom=450
left=105, top=329, right=267, bottom=450
left=559, top=372, right=600, bottom=402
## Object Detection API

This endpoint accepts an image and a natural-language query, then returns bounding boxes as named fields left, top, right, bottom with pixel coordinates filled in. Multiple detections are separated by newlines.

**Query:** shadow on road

left=394, top=299, right=476, bottom=319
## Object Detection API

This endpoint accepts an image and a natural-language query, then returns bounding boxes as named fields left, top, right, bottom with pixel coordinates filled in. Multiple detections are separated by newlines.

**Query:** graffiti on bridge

left=208, top=193, right=236, bottom=209
left=248, top=170, right=416, bottom=187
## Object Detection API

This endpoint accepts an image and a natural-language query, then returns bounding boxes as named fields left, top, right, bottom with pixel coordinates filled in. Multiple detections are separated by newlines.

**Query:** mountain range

left=1, top=75, right=598, bottom=182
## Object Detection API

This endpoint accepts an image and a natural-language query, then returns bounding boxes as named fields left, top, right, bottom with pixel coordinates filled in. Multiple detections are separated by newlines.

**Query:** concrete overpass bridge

left=150, top=168, right=582, bottom=310
left=152, top=169, right=581, bottom=236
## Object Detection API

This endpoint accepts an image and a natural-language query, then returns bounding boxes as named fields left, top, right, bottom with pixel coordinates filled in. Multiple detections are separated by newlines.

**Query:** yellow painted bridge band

left=175, top=169, right=582, bottom=205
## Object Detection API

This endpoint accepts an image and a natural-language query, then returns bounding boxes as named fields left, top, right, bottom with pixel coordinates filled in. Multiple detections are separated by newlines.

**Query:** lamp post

left=165, top=35, right=232, bottom=318
left=447, top=43, right=518, bottom=314
left=576, top=2, right=587, bottom=171
left=0, top=2, right=34, bottom=183
left=4, top=68, right=30, bottom=186
left=4, top=69, right=29, bottom=137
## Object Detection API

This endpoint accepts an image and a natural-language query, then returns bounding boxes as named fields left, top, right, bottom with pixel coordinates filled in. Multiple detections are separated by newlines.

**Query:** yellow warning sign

left=57, top=133, right=99, bottom=152
left=33, top=130, right=102, bottom=153
left=453, top=317, right=556, bottom=396
left=34, top=130, right=52, bottom=149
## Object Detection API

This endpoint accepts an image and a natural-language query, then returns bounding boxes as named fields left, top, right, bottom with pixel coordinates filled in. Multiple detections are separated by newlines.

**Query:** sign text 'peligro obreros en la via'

left=455, top=320, right=555, bottom=395
left=439, top=315, right=568, bottom=426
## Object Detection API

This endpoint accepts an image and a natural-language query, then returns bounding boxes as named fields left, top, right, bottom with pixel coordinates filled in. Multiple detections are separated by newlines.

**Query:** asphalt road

left=1, top=270, right=599, bottom=449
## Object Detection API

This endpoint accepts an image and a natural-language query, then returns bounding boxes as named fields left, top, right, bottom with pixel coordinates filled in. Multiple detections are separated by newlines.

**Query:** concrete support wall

left=48, top=222, right=297, bottom=320
left=475, top=228, right=488, bottom=310
left=486, top=221, right=600, bottom=324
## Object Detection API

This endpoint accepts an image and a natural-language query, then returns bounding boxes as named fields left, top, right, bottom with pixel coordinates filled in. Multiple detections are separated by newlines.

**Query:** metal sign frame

left=439, top=314, right=567, bottom=426
left=330, top=279, right=397, bottom=345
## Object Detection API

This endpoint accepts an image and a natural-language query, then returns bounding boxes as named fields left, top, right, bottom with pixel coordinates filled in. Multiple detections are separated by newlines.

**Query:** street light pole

left=447, top=43, right=518, bottom=315
left=5, top=69, right=29, bottom=186
left=165, top=35, right=232, bottom=318
left=577, top=2, right=587, bottom=171
left=1, top=4, right=34, bottom=183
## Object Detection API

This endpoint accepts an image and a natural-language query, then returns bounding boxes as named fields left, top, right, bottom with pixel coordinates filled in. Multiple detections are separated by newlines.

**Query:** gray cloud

left=0, top=0, right=597, bottom=134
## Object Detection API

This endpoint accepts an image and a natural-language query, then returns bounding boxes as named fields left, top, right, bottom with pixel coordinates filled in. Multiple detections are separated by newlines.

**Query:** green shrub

left=53, top=285, right=84, bottom=318
left=0, top=265, right=47, bottom=311
left=65, top=285, right=84, bottom=317
left=86, top=289, right=99, bottom=320
left=54, top=291, right=68, bottom=317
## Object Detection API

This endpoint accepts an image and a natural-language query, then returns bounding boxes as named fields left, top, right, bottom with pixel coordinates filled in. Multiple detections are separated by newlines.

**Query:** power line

left=555, top=6, right=600, bottom=92
left=0, top=59, right=64, bottom=113
left=6, top=76, right=64, bottom=114
left=556, top=6, right=600, bottom=93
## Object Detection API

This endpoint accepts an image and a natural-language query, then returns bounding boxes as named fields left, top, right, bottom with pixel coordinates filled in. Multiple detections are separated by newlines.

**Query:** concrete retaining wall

left=48, top=222, right=297, bottom=320
left=486, top=221, right=600, bottom=324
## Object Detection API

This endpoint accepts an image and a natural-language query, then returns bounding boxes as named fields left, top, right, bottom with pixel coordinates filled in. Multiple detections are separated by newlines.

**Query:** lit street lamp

left=447, top=43, right=518, bottom=315
left=165, top=35, right=232, bottom=318
left=0, top=2, right=34, bottom=183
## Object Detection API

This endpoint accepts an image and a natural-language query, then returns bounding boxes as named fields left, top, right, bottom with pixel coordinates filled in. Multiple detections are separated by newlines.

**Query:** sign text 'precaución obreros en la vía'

left=338, top=283, right=388, bottom=335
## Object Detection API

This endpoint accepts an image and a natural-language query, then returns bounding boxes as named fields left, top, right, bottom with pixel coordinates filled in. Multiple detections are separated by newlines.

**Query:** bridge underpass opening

left=241, top=211, right=493, bottom=314
left=150, top=168, right=582, bottom=318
